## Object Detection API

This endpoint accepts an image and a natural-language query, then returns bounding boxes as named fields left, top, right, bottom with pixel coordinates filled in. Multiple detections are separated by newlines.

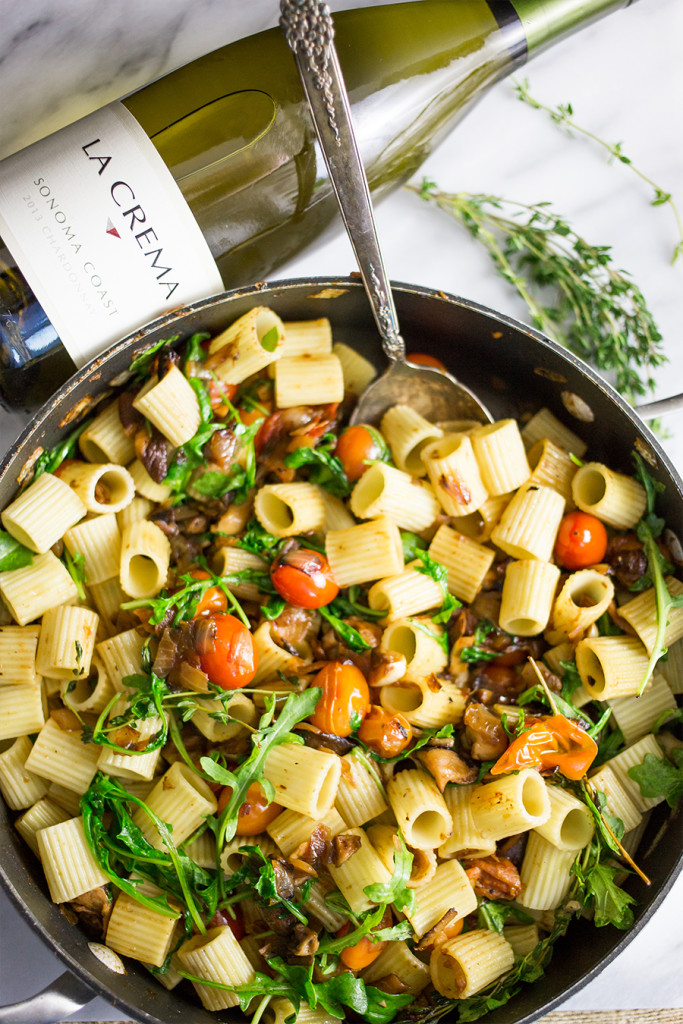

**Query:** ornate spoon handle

left=279, top=0, right=405, bottom=362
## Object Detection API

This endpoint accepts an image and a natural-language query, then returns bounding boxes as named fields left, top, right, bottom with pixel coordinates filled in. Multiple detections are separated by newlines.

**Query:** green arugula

left=327, top=586, right=385, bottom=622
left=0, top=529, right=34, bottom=571
left=459, top=620, right=498, bottom=664
left=358, top=724, right=454, bottom=765
left=183, top=332, right=211, bottom=368
left=128, top=335, right=179, bottom=380
left=223, top=846, right=310, bottom=925
left=400, top=531, right=427, bottom=562
left=261, top=596, right=287, bottom=620
left=414, top=551, right=461, bottom=624
left=477, top=900, right=534, bottom=934
left=320, top=602, right=372, bottom=652
left=628, top=750, right=683, bottom=809
left=581, top=784, right=625, bottom=854
left=260, top=326, right=280, bottom=352
left=121, top=561, right=251, bottom=628
left=235, top=519, right=282, bottom=556
left=32, top=420, right=91, bottom=479
left=62, top=547, right=87, bottom=600
left=653, top=707, right=683, bottom=733
left=283, top=433, right=350, bottom=498
left=364, top=831, right=415, bottom=915
left=573, top=850, right=635, bottom=930
left=558, top=659, right=584, bottom=702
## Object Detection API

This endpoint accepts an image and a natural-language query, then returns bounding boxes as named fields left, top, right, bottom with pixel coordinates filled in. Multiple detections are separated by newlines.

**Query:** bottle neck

left=511, top=0, right=633, bottom=56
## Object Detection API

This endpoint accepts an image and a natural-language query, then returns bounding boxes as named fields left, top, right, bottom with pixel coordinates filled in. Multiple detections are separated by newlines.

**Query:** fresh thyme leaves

left=202, top=688, right=321, bottom=845
left=513, top=77, right=683, bottom=264
left=410, top=180, right=666, bottom=402
left=631, top=452, right=683, bottom=693
left=32, top=419, right=91, bottom=479
left=128, top=335, right=180, bottom=380
left=628, top=750, right=683, bottom=809
left=320, top=602, right=372, bottom=652
left=62, top=547, right=87, bottom=600
left=459, top=620, right=498, bottom=664
left=0, top=529, right=33, bottom=571
left=283, top=433, right=351, bottom=498
left=414, top=551, right=460, bottom=624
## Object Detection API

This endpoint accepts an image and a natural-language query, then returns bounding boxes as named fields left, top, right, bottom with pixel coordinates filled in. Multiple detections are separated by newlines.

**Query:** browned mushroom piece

left=415, top=747, right=478, bottom=791
left=464, top=855, right=522, bottom=901
left=463, top=703, right=508, bottom=761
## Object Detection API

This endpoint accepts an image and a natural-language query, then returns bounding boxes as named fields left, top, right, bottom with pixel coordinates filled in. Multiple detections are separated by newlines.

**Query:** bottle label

left=0, top=103, right=223, bottom=368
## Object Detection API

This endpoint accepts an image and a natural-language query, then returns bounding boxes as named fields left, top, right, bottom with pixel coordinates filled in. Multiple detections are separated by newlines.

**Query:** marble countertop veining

left=0, top=0, right=682, bottom=1019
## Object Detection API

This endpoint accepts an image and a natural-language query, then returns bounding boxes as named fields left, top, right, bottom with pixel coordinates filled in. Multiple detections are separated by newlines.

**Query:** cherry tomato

left=217, top=781, right=283, bottom=835
left=198, top=613, right=258, bottom=690
left=189, top=570, right=228, bottom=618
left=207, top=379, right=237, bottom=414
left=335, top=425, right=389, bottom=482
left=357, top=705, right=413, bottom=758
left=406, top=352, right=447, bottom=371
left=208, top=905, right=245, bottom=940
left=270, top=547, right=339, bottom=609
left=238, top=400, right=272, bottom=426
left=310, top=661, right=370, bottom=737
left=554, top=510, right=608, bottom=570
left=491, top=714, right=598, bottom=781
left=337, top=910, right=392, bottom=970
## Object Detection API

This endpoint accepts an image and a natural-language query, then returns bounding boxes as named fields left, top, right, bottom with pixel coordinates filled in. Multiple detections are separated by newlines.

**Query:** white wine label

left=0, top=102, right=223, bottom=368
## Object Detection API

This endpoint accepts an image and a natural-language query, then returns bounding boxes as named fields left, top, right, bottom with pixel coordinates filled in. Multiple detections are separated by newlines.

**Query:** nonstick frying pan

left=0, top=277, right=681, bottom=1024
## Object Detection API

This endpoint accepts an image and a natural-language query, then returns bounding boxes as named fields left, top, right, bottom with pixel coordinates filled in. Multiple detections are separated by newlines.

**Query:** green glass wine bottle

left=0, top=0, right=634, bottom=408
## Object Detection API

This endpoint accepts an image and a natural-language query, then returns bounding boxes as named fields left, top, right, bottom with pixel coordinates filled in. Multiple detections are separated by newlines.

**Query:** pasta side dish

left=0, top=306, right=681, bottom=1024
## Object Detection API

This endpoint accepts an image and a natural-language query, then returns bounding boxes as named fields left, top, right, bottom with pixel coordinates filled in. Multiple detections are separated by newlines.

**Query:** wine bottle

left=0, top=0, right=633, bottom=409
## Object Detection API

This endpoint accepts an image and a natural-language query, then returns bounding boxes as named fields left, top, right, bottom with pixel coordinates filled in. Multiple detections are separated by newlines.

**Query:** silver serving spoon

left=279, top=0, right=492, bottom=427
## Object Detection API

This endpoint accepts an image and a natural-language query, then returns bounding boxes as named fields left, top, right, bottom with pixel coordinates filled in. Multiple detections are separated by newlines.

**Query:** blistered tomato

left=217, top=781, right=283, bottom=836
left=270, top=547, right=339, bottom=609
left=357, top=705, right=413, bottom=758
left=555, top=511, right=608, bottom=570
left=189, top=570, right=228, bottom=618
left=310, top=661, right=370, bottom=737
left=335, top=425, right=390, bottom=482
left=198, top=613, right=258, bottom=690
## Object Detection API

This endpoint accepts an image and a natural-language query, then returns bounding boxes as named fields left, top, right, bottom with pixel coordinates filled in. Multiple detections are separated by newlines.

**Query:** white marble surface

left=0, top=0, right=682, bottom=1020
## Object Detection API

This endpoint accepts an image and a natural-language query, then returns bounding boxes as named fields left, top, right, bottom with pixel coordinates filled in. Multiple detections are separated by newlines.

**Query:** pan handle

left=0, top=971, right=94, bottom=1024
left=635, top=392, right=683, bottom=419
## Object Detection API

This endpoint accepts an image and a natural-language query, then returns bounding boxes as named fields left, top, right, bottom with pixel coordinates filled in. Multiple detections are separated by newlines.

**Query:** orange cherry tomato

left=189, top=570, right=228, bottom=618
left=337, top=909, right=391, bottom=970
left=270, top=547, right=339, bottom=609
left=554, top=511, right=608, bottom=570
left=238, top=400, right=272, bottom=426
left=334, top=425, right=390, bottom=482
left=198, top=613, right=258, bottom=690
left=310, top=661, right=370, bottom=737
left=207, top=379, right=238, bottom=414
left=357, top=705, right=413, bottom=758
left=217, top=781, right=283, bottom=835
left=491, top=714, right=598, bottom=781
left=406, top=352, right=447, bottom=371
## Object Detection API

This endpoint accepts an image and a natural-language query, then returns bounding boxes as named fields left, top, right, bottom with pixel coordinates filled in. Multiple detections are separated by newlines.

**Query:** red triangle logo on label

left=106, top=218, right=120, bottom=238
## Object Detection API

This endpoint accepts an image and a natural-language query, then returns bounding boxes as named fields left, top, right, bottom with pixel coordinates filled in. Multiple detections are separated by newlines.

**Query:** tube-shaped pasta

left=60, top=655, right=115, bottom=715
left=527, top=438, right=577, bottom=508
left=133, top=365, right=201, bottom=447
left=608, top=673, right=677, bottom=746
left=57, top=461, right=135, bottom=515
left=37, top=816, right=109, bottom=903
left=575, top=636, right=651, bottom=700
left=178, top=925, right=256, bottom=1011
left=0, top=736, right=49, bottom=809
left=606, top=734, right=667, bottom=811
left=326, top=516, right=403, bottom=587
left=0, top=551, right=78, bottom=626
left=251, top=621, right=306, bottom=685
left=133, top=762, right=217, bottom=849
left=572, top=462, right=646, bottom=529
left=1, top=472, right=86, bottom=553
left=427, top=525, right=495, bottom=604
left=327, top=826, right=392, bottom=914
left=430, top=930, right=515, bottom=999
left=303, top=880, right=349, bottom=933
left=587, top=765, right=641, bottom=833
left=449, top=492, right=511, bottom=544
left=407, top=859, right=477, bottom=938
left=334, top=749, right=388, bottom=826
left=207, top=306, right=285, bottom=385
left=275, top=353, right=344, bottom=407
left=64, top=512, right=122, bottom=585
left=106, top=892, right=181, bottom=967
left=97, top=713, right=164, bottom=781
left=47, top=782, right=81, bottom=816
left=15, top=798, right=70, bottom=856
left=659, top=638, right=683, bottom=695
left=491, top=483, right=565, bottom=562
left=618, top=577, right=683, bottom=655
left=190, top=693, right=257, bottom=743
left=380, top=405, right=443, bottom=476
left=361, top=941, right=431, bottom=994
left=546, top=570, right=614, bottom=643
left=380, top=676, right=465, bottom=729
left=117, top=496, right=154, bottom=533
left=254, top=482, right=326, bottom=537
left=386, top=768, right=451, bottom=850
left=471, top=419, right=530, bottom=496
left=470, top=769, right=551, bottom=840
left=96, top=627, right=146, bottom=691
left=368, top=562, right=443, bottom=623
left=214, top=546, right=268, bottom=601
left=499, top=560, right=561, bottom=637
left=350, top=463, right=440, bottom=532
left=421, top=434, right=488, bottom=516
left=518, top=831, right=577, bottom=910
left=79, top=399, right=136, bottom=465
left=503, top=923, right=540, bottom=957
left=24, top=718, right=100, bottom=793
left=120, top=519, right=171, bottom=598
left=438, top=784, right=497, bottom=860
left=36, top=605, right=99, bottom=680
left=366, top=824, right=436, bottom=889
left=521, top=407, right=587, bottom=457
left=279, top=318, right=332, bottom=359
left=535, top=784, right=594, bottom=851
left=0, top=680, right=46, bottom=741
left=127, top=458, right=173, bottom=502
left=333, top=342, right=377, bottom=397
left=267, top=805, right=346, bottom=856
left=320, top=491, right=356, bottom=531
left=380, top=617, right=448, bottom=682
left=263, top=743, right=341, bottom=818
left=0, top=625, right=40, bottom=684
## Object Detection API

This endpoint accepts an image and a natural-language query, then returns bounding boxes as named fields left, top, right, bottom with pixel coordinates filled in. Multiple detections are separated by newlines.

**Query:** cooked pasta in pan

left=0, top=308, right=680, bottom=1024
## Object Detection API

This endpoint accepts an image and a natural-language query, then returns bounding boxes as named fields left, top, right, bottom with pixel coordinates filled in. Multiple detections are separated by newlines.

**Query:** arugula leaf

left=628, top=750, right=683, bottom=809
left=596, top=611, right=624, bottom=637
left=357, top=723, right=454, bottom=765
left=183, top=331, right=211, bottom=367
left=459, top=619, right=499, bottom=664
left=593, top=724, right=625, bottom=767
left=121, top=561, right=251, bottom=627
left=283, top=433, right=350, bottom=498
left=62, top=547, right=87, bottom=601
left=653, top=707, right=683, bottom=733
left=0, top=529, right=34, bottom=571
left=260, top=325, right=280, bottom=352
left=477, top=900, right=534, bottom=934
left=364, top=831, right=415, bottom=914
left=235, top=519, right=281, bottom=556
left=582, top=859, right=636, bottom=929
left=558, top=659, right=584, bottom=702
left=582, top=786, right=625, bottom=853
left=414, top=551, right=461, bottom=624
left=128, top=335, right=179, bottom=380
left=32, top=420, right=90, bottom=479
left=320, top=603, right=371, bottom=652
left=261, top=596, right=287, bottom=620
left=328, top=587, right=385, bottom=622
left=400, top=531, right=427, bottom=562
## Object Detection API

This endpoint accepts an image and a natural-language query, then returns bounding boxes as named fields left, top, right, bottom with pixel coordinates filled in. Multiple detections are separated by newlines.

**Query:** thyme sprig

left=410, top=180, right=666, bottom=402
left=513, top=77, right=683, bottom=264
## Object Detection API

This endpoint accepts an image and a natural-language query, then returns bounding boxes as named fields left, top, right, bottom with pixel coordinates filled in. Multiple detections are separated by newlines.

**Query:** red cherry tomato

left=217, top=781, right=283, bottom=835
left=207, top=904, right=245, bottom=940
left=270, top=547, right=339, bottom=609
left=310, top=661, right=370, bottom=737
left=406, top=352, right=447, bottom=371
left=206, top=379, right=237, bottom=414
left=335, top=425, right=389, bottom=482
left=198, top=613, right=258, bottom=690
left=554, top=510, right=608, bottom=570
left=189, top=570, right=228, bottom=618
